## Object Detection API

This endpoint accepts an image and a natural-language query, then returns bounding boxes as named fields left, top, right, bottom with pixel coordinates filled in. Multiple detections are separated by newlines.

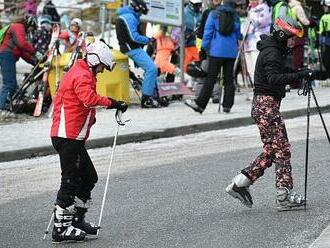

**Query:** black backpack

left=218, top=11, right=234, bottom=36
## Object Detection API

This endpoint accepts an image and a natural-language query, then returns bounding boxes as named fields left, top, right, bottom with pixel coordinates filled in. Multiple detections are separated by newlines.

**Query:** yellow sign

left=106, top=0, right=121, bottom=10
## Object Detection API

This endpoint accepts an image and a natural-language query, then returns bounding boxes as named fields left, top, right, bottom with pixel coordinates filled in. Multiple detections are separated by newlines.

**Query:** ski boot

left=72, top=198, right=99, bottom=235
left=276, top=187, right=305, bottom=211
left=155, top=96, right=169, bottom=107
left=52, top=204, right=86, bottom=243
left=184, top=99, right=204, bottom=114
left=226, top=173, right=253, bottom=208
left=141, top=95, right=160, bottom=108
left=0, top=110, right=16, bottom=120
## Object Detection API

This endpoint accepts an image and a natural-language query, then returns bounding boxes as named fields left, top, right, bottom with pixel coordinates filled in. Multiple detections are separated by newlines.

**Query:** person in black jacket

left=225, top=15, right=314, bottom=211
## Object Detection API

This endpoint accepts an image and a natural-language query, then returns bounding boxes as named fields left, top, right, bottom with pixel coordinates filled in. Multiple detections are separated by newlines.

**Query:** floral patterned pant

left=242, top=95, right=293, bottom=189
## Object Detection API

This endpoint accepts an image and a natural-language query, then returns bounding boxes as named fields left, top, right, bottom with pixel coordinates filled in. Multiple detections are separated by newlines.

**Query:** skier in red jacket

left=0, top=15, right=38, bottom=114
left=50, top=41, right=128, bottom=243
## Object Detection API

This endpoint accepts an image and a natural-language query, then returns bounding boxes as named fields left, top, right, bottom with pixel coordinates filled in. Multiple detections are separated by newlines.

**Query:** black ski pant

left=322, top=45, right=330, bottom=78
left=51, top=137, right=98, bottom=208
left=195, top=56, right=235, bottom=110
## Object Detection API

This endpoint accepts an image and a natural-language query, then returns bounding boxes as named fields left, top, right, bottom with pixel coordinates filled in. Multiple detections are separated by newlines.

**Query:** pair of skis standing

left=233, top=18, right=253, bottom=91
left=10, top=24, right=86, bottom=117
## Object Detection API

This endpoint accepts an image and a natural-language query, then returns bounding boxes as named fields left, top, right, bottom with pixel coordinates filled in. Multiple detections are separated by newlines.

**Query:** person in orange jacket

left=153, top=26, right=181, bottom=81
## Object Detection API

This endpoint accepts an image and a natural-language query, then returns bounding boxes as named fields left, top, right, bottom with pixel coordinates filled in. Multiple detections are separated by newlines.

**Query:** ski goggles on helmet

left=103, top=61, right=116, bottom=71
left=274, top=18, right=304, bottom=38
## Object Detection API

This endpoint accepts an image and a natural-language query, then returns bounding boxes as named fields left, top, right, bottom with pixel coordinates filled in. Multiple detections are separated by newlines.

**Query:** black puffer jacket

left=254, top=35, right=300, bottom=99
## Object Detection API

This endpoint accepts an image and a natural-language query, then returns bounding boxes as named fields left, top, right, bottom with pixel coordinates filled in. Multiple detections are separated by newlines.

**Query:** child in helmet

left=59, top=18, right=82, bottom=52
left=225, top=16, right=314, bottom=211
left=50, top=41, right=128, bottom=243
left=32, top=15, right=52, bottom=55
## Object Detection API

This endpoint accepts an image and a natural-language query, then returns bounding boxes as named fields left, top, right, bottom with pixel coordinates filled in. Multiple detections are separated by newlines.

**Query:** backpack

left=0, top=25, right=10, bottom=46
left=218, top=11, right=234, bottom=36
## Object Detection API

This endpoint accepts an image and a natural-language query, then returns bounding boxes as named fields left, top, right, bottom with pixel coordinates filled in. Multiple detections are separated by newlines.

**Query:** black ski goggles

left=103, top=62, right=116, bottom=72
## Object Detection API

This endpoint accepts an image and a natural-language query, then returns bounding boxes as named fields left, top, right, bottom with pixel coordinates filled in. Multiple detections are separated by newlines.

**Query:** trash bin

left=96, top=50, right=130, bottom=103
left=48, top=49, right=130, bottom=103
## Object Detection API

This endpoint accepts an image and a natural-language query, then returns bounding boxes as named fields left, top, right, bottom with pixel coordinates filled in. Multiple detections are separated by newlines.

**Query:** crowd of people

left=0, top=0, right=86, bottom=116
left=0, top=0, right=329, bottom=115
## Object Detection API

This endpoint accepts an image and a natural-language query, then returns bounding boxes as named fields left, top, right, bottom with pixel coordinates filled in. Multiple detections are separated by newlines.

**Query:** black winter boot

left=52, top=204, right=86, bottom=243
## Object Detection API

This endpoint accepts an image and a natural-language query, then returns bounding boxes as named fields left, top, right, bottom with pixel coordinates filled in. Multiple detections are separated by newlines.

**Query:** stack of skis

left=9, top=25, right=86, bottom=118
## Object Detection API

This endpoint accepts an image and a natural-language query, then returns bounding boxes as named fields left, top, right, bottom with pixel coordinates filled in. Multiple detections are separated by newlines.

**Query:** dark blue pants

left=0, top=52, right=17, bottom=110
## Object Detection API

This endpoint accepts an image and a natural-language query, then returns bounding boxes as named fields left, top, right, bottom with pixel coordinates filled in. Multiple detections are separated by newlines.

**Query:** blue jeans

left=0, top=52, right=17, bottom=109
left=127, top=48, right=158, bottom=96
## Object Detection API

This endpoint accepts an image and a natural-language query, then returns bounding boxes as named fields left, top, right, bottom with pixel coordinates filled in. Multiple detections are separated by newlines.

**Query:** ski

left=9, top=52, right=48, bottom=106
left=33, top=24, right=60, bottom=117
left=233, top=18, right=252, bottom=90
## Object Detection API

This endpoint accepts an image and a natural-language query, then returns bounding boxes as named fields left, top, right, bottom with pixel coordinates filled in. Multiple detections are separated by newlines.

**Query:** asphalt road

left=1, top=116, right=330, bottom=248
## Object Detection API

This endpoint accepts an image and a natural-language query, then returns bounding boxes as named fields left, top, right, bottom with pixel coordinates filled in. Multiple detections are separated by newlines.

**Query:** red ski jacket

left=0, top=23, right=35, bottom=63
left=51, top=59, right=113, bottom=141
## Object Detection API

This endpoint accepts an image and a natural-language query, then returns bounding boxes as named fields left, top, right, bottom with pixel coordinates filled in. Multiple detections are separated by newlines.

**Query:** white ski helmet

left=86, top=41, right=116, bottom=71
left=71, top=18, right=82, bottom=28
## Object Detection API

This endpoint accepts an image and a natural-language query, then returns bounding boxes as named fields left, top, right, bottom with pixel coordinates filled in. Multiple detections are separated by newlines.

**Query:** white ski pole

left=42, top=212, right=54, bottom=240
left=97, top=110, right=128, bottom=236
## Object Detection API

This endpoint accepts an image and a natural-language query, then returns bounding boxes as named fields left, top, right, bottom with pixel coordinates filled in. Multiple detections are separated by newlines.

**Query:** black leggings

left=52, top=137, right=98, bottom=207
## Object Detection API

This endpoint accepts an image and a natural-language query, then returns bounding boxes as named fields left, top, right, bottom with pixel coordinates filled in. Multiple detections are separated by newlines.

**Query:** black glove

left=199, top=48, right=207, bottom=61
left=296, top=69, right=315, bottom=80
left=108, top=99, right=128, bottom=113
left=149, top=37, right=156, bottom=45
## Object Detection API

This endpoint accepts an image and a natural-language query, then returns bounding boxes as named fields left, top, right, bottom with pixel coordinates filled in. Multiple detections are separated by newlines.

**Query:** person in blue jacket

left=185, top=0, right=241, bottom=113
left=116, top=0, right=166, bottom=108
